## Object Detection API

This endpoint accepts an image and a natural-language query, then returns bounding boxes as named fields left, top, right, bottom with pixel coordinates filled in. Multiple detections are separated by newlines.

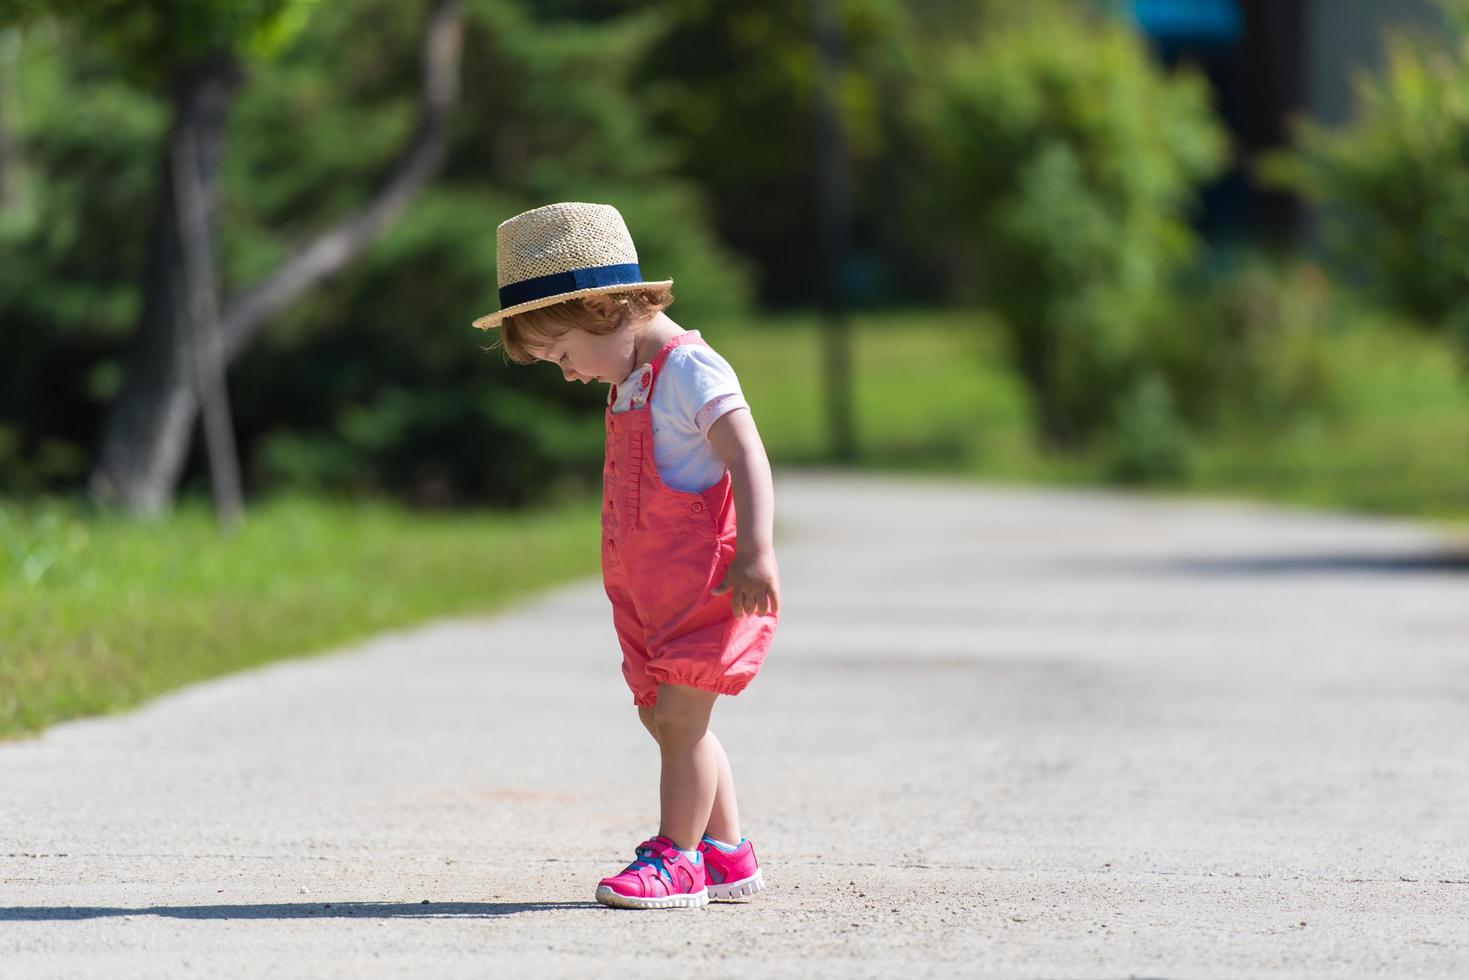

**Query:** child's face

left=529, top=327, right=634, bottom=385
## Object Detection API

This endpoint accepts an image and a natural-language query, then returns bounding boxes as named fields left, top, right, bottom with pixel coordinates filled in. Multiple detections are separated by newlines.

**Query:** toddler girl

left=473, top=202, right=779, bottom=909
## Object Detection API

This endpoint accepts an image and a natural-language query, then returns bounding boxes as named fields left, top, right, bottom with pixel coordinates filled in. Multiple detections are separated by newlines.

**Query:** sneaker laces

left=624, top=845, right=670, bottom=882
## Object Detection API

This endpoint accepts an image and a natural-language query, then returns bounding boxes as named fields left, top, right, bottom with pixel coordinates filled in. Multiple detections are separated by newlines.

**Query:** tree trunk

left=0, top=50, right=14, bottom=210
left=1011, top=318, right=1076, bottom=450
left=810, top=0, right=856, bottom=464
left=89, top=2, right=463, bottom=516
left=88, top=55, right=240, bottom=517
left=172, top=123, right=244, bottom=530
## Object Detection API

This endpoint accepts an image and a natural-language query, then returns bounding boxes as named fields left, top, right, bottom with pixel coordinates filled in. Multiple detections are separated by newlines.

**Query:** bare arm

left=705, top=407, right=779, bottom=616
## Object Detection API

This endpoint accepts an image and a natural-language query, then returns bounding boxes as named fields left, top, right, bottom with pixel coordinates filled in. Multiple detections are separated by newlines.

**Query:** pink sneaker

left=595, top=835, right=709, bottom=910
left=699, top=835, right=765, bottom=900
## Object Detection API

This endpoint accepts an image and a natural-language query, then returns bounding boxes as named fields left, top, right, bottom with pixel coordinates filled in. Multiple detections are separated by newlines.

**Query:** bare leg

left=637, top=704, right=659, bottom=740
left=638, top=705, right=742, bottom=844
left=702, top=732, right=741, bottom=844
left=649, top=683, right=719, bottom=852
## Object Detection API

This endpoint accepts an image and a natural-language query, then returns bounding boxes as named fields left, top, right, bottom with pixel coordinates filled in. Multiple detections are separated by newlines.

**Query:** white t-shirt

left=609, top=331, right=750, bottom=493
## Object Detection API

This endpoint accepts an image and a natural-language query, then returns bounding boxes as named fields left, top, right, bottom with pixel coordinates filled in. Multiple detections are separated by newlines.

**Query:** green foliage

left=1103, top=373, right=1193, bottom=484
left=0, top=0, right=316, bottom=81
left=1145, top=255, right=1338, bottom=431
left=219, top=0, right=753, bottom=505
left=915, top=1, right=1228, bottom=447
left=630, top=0, right=922, bottom=303
left=1, top=0, right=752, bottom=505
left=0, top=426, right=86, bottom=494
left=1263, top=0, right=1469, bottom=349
left=0, top=28, right=166, bottom=493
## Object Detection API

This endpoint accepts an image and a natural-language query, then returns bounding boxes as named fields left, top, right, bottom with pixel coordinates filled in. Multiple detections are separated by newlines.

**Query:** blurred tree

left=0, top=0, right=750, bottom=508
left=0, top=0, right=462, bottom=516
left=1, top=0, right=302, bottom=513
left=0, top=22, right=168, bottom=497
left=172, top=116, right=245, bottom=529
left=222, top=0, right=752, bottom=506
left=1264, top=0, right=1469, bottom=353
left=630, top=0, right=919, bottom=307
left=913, top=1, right=1228, bottom=448
left=103, top=1, right=459, bottom=517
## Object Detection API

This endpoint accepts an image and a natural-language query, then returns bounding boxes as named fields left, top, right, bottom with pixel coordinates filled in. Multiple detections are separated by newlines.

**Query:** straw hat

left=471, top=202, right=672, bottom=330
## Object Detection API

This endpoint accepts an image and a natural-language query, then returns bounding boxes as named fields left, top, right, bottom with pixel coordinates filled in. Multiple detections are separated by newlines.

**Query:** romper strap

left=610, top=331, right=708, bottom=406
left=645, top=331, right=708, bottom=401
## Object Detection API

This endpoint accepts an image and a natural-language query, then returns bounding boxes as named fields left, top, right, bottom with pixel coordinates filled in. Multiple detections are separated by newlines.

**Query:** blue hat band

left=498, top=262, right=647, bottom=310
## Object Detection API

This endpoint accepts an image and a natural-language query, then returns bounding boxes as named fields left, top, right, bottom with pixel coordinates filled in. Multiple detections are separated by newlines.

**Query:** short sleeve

left=658, top=344, right=750, bottom=438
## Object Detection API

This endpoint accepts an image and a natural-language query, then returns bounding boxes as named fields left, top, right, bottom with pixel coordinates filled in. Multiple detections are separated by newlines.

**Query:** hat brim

left=471, top=279, right=674, bottom=331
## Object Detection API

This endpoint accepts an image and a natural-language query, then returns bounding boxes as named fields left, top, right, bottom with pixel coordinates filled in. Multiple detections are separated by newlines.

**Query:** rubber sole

left=707, top=868, right=765, bottom=900
left=594, top=885, right=710, bottom=910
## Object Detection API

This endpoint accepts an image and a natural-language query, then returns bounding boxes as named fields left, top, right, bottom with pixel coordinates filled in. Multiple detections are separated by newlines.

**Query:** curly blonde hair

left=490, top=286, right=676, bottom=365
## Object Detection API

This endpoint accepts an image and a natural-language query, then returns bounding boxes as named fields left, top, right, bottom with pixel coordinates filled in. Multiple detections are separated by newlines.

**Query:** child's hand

left=711, top=549, right=779, bottom=617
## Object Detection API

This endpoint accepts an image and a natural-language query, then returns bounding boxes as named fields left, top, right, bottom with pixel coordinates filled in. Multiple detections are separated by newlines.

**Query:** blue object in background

left=1132, top=0, right=1243, bottom=43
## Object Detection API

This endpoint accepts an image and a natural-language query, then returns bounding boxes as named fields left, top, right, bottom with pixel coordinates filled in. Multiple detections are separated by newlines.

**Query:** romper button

left=690, top=501, right=703, bottom=513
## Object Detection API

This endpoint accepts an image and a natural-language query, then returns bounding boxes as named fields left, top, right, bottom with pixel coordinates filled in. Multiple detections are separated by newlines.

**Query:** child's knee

left=651, top=696, right=710, bottom=744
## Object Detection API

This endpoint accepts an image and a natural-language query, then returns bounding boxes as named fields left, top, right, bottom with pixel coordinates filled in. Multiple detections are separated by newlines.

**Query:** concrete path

left=3, top=473, right=1467, bottom=978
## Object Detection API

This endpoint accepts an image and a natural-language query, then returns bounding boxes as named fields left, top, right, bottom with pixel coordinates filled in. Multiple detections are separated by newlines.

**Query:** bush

left=1103, top=373, right=1193, bottom=484
left=1146, top=255, right=1338, bottom=432
left=1264, top=0, right=1469, bottom=348
left=915, top=2, right=1228, bottom=448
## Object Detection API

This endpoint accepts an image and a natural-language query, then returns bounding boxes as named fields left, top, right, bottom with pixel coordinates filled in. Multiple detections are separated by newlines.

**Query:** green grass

left=713, top=307, right=1078, bottom=476
left=714, top=307, right=1113, bottom=483
left=0, top=496, right=600, bottom=739
left=711, top=307, right=1469, bottom=526
left=1189, top=325, right=1469, bottom=520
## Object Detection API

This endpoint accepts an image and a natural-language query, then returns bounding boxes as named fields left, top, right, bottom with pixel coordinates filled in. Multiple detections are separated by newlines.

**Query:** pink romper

left=602, top=332, right=778, bottom=707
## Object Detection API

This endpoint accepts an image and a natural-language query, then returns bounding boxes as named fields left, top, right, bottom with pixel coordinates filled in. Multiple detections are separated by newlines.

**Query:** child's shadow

left=0, top=901, right=601, bottom=921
